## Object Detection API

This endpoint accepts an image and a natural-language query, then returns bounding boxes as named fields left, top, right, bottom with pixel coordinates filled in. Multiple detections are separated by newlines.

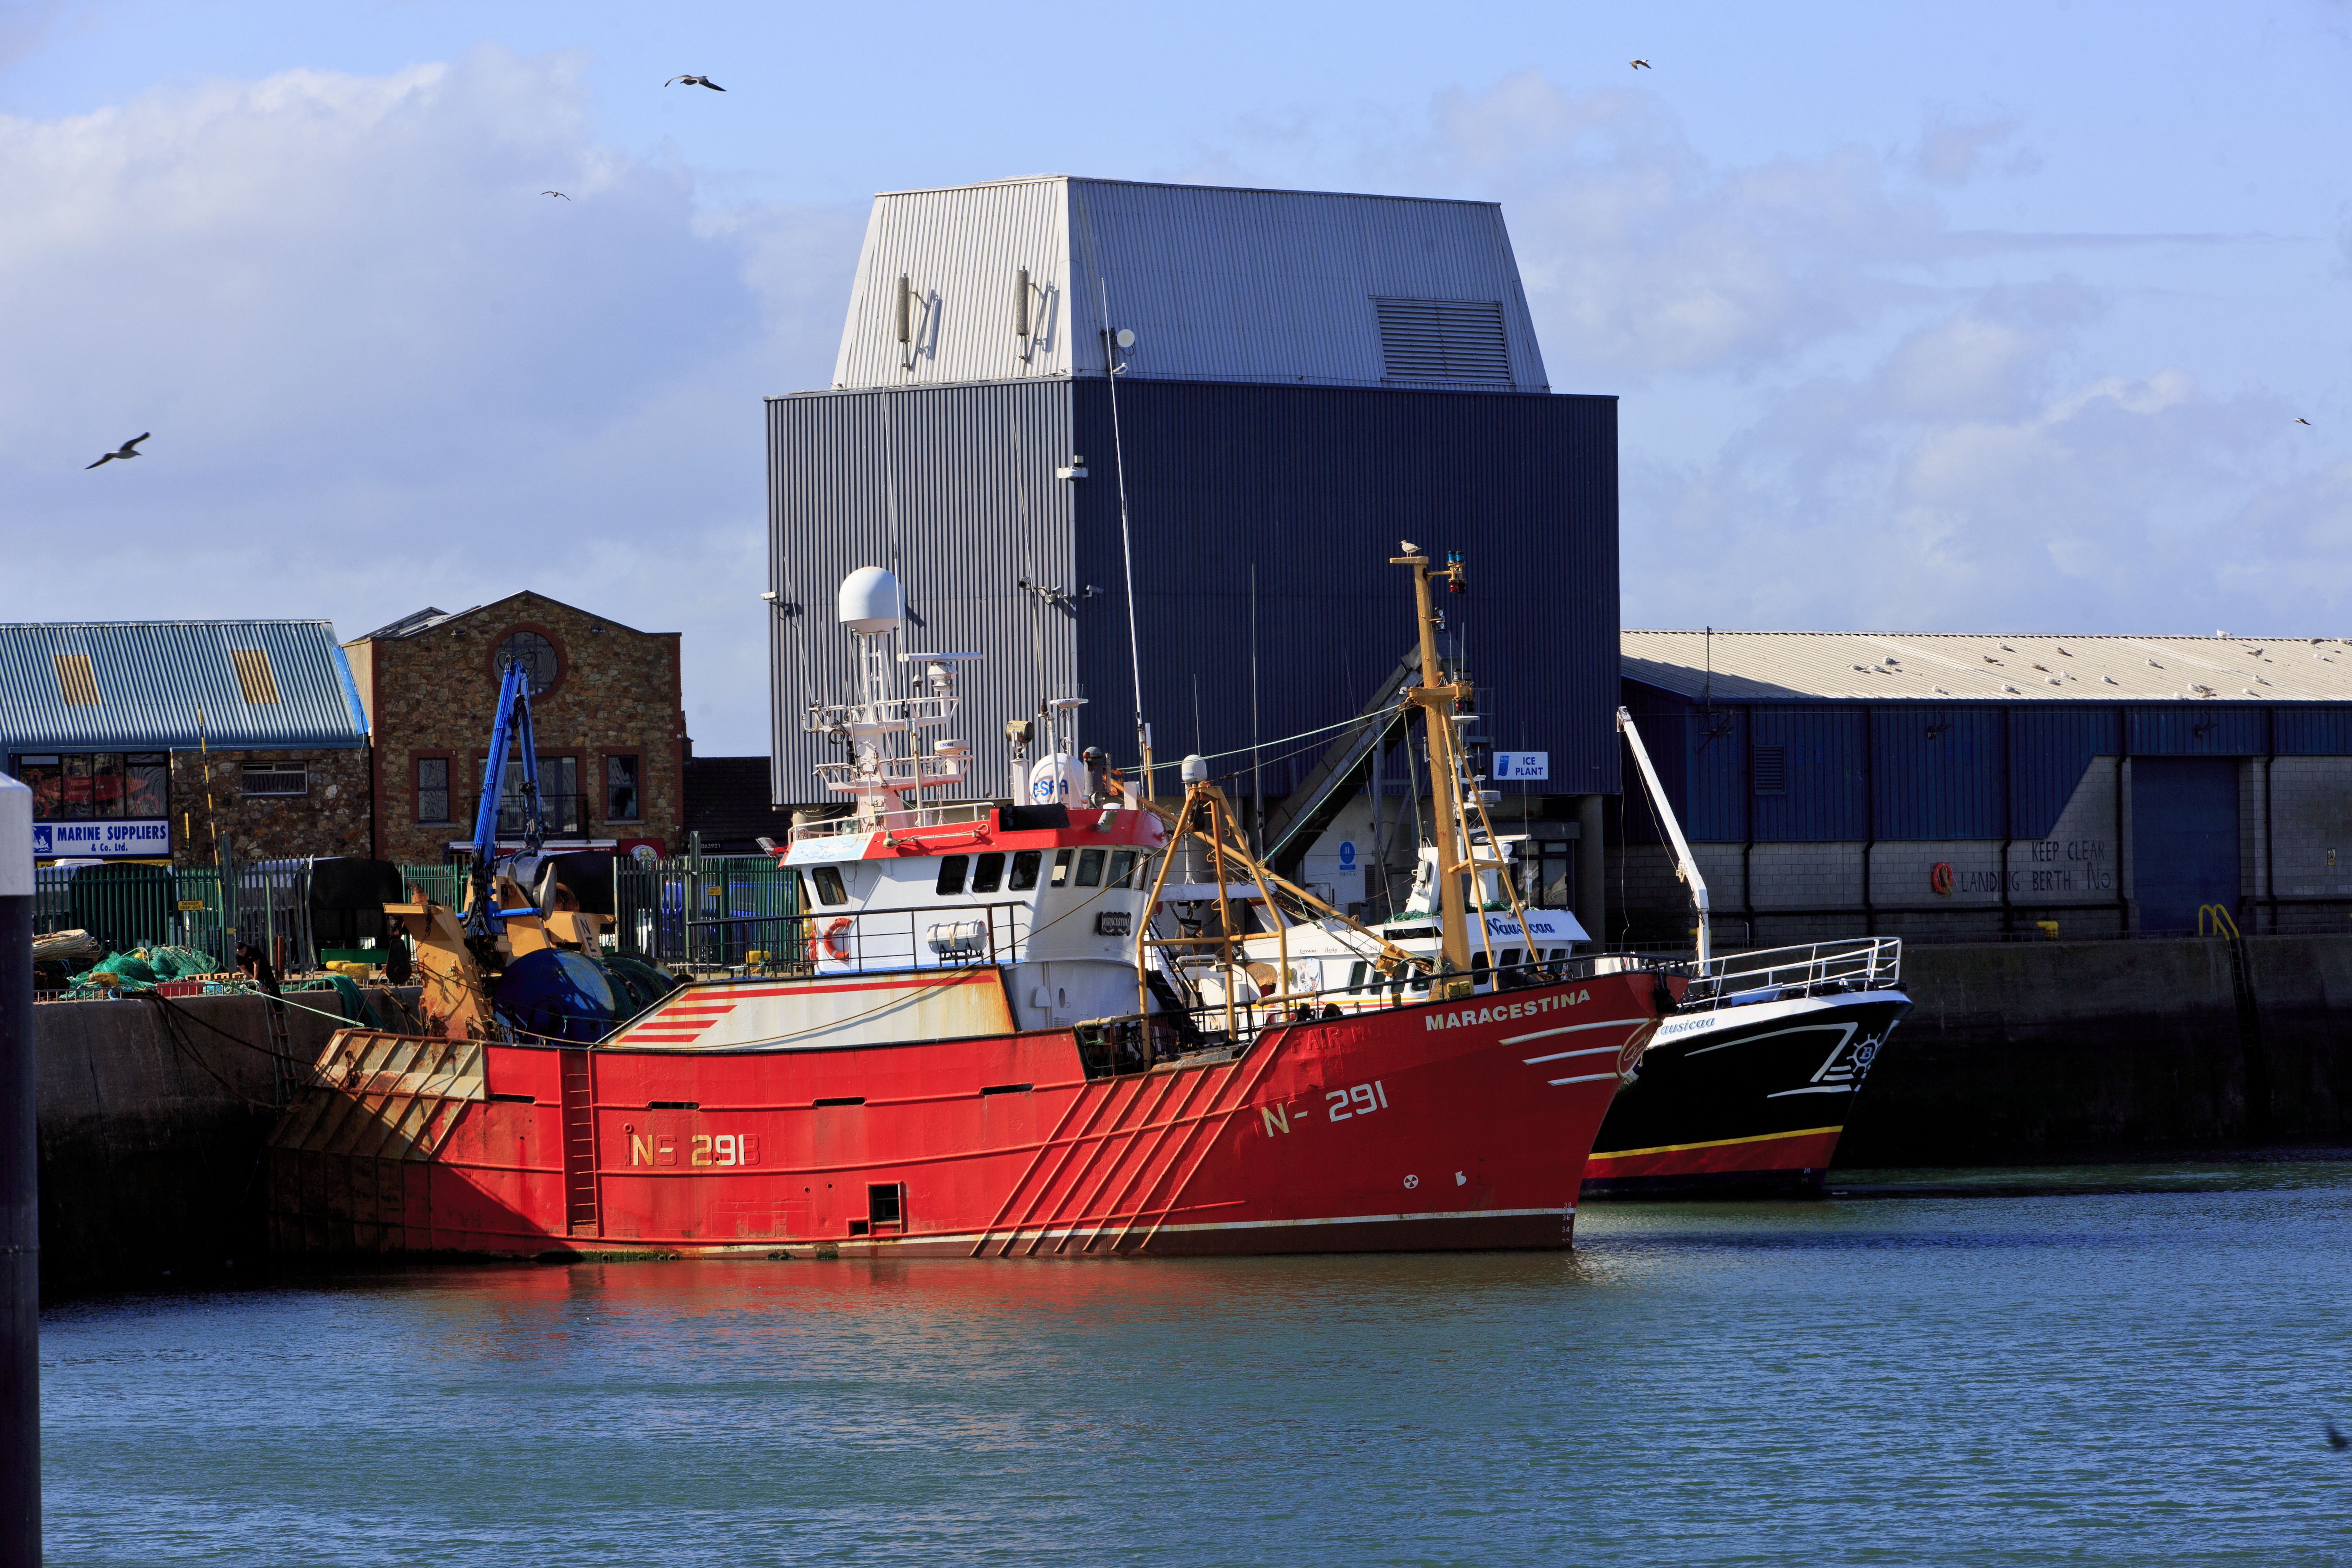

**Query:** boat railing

left=1672, top=937, right=1903, bottom=1010
left=686, top=898, right=1034, bottom=976
left=787, top=800, right=999, bottom=842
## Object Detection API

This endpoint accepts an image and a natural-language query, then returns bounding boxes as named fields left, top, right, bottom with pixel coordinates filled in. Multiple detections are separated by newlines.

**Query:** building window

left=417, top=757, right=451, bottom=823
left=13, top=753, right=171, bottom=821
left=488, top=753, right=581, bottom=835
left=605, top=754, right=640, bottom=821
left=493, top=630, right=562, bottom=698
left=242, top=762, right=309, bottom=797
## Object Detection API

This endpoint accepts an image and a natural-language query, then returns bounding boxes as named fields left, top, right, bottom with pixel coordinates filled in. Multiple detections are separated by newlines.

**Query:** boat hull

left=267, top=973, right=1666, bottom=1258
left=1581, top=989, right=1911, bottom=1196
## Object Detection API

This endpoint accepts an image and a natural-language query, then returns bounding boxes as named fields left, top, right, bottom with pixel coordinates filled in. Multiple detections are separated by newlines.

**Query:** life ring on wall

left=820, top=917, right=855, bottom=962
left=1929, top=861, right=1955, bottom=897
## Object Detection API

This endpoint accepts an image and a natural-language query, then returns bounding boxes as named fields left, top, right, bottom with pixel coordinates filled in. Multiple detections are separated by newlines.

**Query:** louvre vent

left=1753, top=746, right=1788, bottom=796
left=230, top=648, right=281, bottom=705
left=1373, top=297, right=1512, bottom=384
left=52, top=653, right=99, bottom=707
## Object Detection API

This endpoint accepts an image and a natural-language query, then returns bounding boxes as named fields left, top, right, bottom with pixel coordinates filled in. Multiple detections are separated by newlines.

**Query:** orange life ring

left=1930, top=861, right=1955, bottom=897
left=820, top=917, right=855, bottom=962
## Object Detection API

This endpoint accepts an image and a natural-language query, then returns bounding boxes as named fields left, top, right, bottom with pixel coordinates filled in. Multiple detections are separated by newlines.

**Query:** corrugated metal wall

left=2007, top=706, right=2120, bottom=838
left=830, top=176, right=1550, bottom=394
left=1067, top=379, right=1620, bottom=795
left=0, top=620, right=366, bottom=753
left=1615, top=685, right=2352, bottom=845
left=1877, top=706, right=2004, bottom=840
left=766, top=381, right=1082, bottom=803
left=769, top=377, right=1621, bottom=804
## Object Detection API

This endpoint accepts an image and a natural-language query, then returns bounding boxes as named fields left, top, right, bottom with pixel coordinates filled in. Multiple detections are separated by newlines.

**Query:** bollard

left=0, top=773, right=38, bottom=1566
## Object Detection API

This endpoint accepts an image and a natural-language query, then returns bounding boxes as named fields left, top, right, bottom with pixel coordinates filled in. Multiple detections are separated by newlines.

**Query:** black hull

left=1583, top=990, right=1912, bottom=1196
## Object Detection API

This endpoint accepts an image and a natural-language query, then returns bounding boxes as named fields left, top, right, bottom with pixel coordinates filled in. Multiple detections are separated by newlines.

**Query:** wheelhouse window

left=1049, top=849, right=1073, bottom=887
left=416, top=757, right=451, bottom=823
left=241, top=762, right=308, bottom=797
left=970, top=853, right=1006, bottom=893
left=1008, top=851, right=1042, bottom=891
left=936, top=854, right=969, bottom=896
left=604, top=754, right=640, bottom=822
left=1107, top=849, right=1137, bottom=888
left=1075, top=848, right=1104, bottom=887
left=812, top=867, right=848, bottom=905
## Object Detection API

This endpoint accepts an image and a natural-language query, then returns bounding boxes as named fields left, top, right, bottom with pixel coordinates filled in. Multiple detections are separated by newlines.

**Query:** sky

left=3, top=0, right=2348, bottom=754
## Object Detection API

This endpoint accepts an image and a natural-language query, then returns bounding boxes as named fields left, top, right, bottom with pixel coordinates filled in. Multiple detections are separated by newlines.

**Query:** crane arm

left=1616, top=706, right=1711, bottom=965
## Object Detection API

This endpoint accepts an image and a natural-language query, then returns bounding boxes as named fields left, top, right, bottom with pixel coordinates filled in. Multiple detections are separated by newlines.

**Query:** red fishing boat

left=268, top=551, right=1675, bottom=1258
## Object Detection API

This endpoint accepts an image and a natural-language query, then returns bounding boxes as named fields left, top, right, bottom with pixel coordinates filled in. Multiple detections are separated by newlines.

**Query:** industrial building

left=766, top=175, right=1621, bottom=921
left=1616, top=630, right=2352, bottom=945
left=0, top=619, right=371, bottom=866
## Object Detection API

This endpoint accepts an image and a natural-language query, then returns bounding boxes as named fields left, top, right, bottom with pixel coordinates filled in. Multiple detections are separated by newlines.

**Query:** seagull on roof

left=542, top=190, right=570, bottom=199
left=1400, top=539, right=1423, bottom=555
left=85, top=433, right=149, bottom=469
left=1630, top=58, right=1651, bottom=69
left=666, top=75, right=725, bottom=91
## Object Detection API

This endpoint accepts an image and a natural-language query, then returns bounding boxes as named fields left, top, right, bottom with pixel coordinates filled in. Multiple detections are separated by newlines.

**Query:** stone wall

left=168, top=746, right=373, bottom=867
left=355, top=591, right=684, bottom=865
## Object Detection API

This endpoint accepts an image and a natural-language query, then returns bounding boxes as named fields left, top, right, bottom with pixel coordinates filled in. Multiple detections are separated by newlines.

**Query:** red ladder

left=557, top=1050, right=601, bottom=1236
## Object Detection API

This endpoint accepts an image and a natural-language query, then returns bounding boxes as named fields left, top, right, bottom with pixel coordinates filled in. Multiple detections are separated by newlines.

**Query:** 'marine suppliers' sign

left=33, top=820, right=171, bottom=859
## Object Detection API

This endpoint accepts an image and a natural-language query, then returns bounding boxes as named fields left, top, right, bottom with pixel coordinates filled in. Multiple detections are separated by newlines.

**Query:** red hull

left=270, top=975, right=1662, bottom=1258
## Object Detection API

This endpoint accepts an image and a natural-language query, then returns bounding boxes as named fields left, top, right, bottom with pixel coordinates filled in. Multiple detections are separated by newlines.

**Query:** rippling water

left=41, top=1164, right=2352, bottom=1565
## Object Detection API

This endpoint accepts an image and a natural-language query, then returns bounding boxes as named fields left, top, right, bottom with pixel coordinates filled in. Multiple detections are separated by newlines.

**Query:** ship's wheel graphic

left=1402, top=1174, right=1419, bottom=1190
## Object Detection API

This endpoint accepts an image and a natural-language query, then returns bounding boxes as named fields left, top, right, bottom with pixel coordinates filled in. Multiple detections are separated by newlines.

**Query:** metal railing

left=1673, top=937, right=1903, bottom=1011
left=690, top=900, right=1034, bottom=977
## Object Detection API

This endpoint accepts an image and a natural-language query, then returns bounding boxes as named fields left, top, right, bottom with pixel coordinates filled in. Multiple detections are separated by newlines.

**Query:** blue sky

left=3, top=0, right=2347, bottom=752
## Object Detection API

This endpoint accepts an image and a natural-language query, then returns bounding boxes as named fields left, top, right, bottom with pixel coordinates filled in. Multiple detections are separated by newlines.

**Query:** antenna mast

left=1098, top=277, right=1154, bottom=798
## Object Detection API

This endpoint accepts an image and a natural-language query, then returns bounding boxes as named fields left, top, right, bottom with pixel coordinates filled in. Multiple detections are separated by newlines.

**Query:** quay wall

left=1840, top=934, right=2352, bottom=1166
left=34, top=993, right=377, bottom=1296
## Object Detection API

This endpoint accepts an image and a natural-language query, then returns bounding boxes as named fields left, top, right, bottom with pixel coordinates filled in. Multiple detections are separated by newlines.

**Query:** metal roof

left=0, top=620, right=369, bottom=753
left=1623, top=630, right=2352, bottom=704
left=826, top=175, right=1550, bottom=394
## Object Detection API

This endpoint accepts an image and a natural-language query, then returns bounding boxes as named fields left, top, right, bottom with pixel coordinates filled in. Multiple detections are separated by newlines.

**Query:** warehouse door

left=2132, top=758, right=2239, bottom=934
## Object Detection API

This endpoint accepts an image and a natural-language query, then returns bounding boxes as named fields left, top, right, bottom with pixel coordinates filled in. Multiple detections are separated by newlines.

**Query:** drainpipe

left=1741, top=704, right=1756, bottom=948
left=0, top=774, right=39, bottom=1565
left=1861, top=706, right=1877, bottom=937
left=2264, top=717, right=2277, bottom=935
left=1999, top=709, right=2015, bottom=937
left=2114, top=753, right=2128, bottom=936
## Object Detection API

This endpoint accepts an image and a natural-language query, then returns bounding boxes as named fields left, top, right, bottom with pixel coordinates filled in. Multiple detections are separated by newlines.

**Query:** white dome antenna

left=837, top=566, right=901, bottom=633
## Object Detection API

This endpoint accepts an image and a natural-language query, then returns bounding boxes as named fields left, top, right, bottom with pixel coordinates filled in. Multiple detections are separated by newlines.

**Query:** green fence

left=616, top=854, right=800, bottom=970
left=34, top=861, right=236, bottom=968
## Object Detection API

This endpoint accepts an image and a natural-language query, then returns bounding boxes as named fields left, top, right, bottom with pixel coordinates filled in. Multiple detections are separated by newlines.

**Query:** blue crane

left=464, top=658, right=551, bottom=937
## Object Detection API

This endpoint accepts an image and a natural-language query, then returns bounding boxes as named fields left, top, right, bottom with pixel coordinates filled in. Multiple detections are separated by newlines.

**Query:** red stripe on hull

left=1580, top=1126, right=1844, bottom=1187
left=270, top=975, right=1659, bottom=1258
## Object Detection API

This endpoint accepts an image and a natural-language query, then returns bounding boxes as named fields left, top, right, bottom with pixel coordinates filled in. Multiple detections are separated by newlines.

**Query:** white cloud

left=0, top=43, right=863, bottom=753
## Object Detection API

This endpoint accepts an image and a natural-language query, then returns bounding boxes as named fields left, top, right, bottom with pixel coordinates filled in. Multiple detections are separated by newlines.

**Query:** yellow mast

left=1391, top=549, right=1475, bottom=996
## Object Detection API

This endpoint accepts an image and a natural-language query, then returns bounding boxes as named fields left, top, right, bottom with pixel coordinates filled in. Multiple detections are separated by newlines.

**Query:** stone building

left=345, top=592, right=684, bottom=865
left=0, top=619, right=372, bottom=867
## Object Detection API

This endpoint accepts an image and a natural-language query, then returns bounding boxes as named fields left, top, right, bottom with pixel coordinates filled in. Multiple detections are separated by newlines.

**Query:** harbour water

left=40, top=1163, right=2352, bottom=1565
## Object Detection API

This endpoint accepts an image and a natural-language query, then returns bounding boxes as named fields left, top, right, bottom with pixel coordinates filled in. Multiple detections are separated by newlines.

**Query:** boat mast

left=1393, top=548, right=1475, bottom=993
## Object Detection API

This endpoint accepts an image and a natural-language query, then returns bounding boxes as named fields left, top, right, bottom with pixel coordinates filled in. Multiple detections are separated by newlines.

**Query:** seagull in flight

left=1630, top=58, right=1651, bottom=69
left=86, top=433, right=149, bottom=469
left=542, top=190, right=570, bottom=200
left=666, top=75, right=725, bottom=91
left=2296, top=417, right=2312, bottom=426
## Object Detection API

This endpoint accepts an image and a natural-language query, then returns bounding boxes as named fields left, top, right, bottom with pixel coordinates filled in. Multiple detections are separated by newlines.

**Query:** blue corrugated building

left=0, top=620, right=371, bottom=865
left=1619, top=630, right=2352, bottom=942
left=768, top=176, right=1620, bottom=869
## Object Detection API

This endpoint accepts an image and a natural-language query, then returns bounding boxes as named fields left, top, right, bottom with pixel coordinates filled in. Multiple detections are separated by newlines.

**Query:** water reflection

left=42, top=1169, right=2352, bottom=1566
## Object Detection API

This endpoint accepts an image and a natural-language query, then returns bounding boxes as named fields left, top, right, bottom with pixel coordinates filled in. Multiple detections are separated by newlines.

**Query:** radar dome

left=836, top=567, right=901, bottom=634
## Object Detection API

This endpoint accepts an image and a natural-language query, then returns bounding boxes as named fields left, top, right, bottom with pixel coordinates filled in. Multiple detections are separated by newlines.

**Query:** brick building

left=345, top=593, right=684, bottom=865
left=0, top=619, right=372, bottom=867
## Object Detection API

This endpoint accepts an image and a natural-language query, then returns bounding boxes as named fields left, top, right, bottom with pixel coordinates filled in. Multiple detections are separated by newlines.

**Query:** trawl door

left=2132, top=758, right=2239, bottom=933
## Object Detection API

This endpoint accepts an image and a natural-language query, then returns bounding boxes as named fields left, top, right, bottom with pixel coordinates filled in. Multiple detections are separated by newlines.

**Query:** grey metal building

left=766, top=176, right=1622, bottom=846
left=1616, top=629, right=2352, bottom=945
